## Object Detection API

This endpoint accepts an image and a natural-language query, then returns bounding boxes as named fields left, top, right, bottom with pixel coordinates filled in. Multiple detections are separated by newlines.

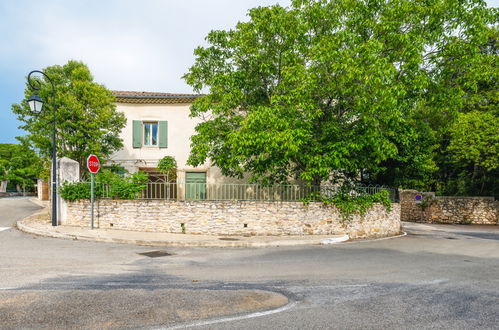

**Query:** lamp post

left=27, top=70, right=58, bottom=227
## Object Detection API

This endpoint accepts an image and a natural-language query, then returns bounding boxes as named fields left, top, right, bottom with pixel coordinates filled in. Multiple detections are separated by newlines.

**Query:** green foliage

left=429, top=26, right=499, bottom=197
left=59, top=170, right=148, bottom=201
left=444, top=109, right=499, bottom=197
left=106, top=171, right=148, bottom=200
left=184, top=0, right=495, bottom=187
left=448, top=111, right=498, bottom=171
left=157, top=156, right=177, bottom=181
left=59, top=181, right=103, bottom=201
left=418, top=194, right=435, bottom=210
left=12, top=60, right=126, bottom=176
left=329, top=190, right=393, bottom=221
left=0, top=143, right=42, bottom=192
left=302, top=188, right=392, bottom=220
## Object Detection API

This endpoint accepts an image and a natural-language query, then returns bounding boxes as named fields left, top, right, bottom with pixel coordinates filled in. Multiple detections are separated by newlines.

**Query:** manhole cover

left=445, top=237, right=457, bottom=240
left=138, top=250, right=172, bottom=258
left=218, top=237, right=240, bottom=241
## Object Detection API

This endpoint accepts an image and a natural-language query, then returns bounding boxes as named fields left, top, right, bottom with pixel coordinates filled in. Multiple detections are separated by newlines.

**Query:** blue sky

left=0, top=0, right=290, bottom=144
left=1, top=0, right=497, bottom=144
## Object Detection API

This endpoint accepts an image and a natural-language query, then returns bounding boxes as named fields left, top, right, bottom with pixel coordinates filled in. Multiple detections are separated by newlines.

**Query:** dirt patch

left=0, top=289, right=288, bottom=329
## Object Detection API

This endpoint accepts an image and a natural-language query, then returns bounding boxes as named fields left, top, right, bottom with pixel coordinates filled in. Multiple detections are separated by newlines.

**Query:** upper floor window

left=143, top=122, right=158, bottom=146
left=133, top=120, right=168, bottom=148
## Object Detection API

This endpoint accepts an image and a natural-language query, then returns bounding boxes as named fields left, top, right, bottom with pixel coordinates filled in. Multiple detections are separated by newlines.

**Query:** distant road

left=0, top=196, right=42, bottom=228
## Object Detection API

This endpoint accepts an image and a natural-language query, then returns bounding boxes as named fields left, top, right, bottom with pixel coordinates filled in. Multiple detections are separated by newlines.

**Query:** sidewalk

left=17, top=201, right=349, bottom=248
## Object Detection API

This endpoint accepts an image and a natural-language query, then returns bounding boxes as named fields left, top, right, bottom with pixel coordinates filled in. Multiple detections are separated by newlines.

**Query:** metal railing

left=91, top=181, right=397, bottom=202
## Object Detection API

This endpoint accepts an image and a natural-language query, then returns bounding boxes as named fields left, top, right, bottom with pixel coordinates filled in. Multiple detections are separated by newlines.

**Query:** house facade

left=109, top=91, right=239, bottom=189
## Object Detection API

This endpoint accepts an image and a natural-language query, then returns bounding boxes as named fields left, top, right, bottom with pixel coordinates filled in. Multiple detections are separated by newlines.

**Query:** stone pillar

left=176, top=170, right=186, bottom=201
left=56, top=157, right=80, bottom=225
left=37, top=178, right=49, bottom=201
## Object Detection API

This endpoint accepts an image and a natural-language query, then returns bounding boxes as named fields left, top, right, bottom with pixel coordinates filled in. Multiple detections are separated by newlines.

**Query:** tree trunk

left=0, top=180, right=8, bottom=192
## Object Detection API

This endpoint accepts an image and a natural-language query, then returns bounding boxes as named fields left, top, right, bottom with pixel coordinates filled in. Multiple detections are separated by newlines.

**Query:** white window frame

left=143, top=121, right=158, bottom=146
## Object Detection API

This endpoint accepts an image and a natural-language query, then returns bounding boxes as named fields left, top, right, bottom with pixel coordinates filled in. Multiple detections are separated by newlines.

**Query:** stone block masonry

left=400, top=190, right=498, bottom=225
left=64, top=200, right=401, bottom=239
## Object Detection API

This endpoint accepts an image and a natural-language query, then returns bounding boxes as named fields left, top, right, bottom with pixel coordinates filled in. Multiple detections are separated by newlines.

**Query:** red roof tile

left=112, top=90, right=203, bottom=104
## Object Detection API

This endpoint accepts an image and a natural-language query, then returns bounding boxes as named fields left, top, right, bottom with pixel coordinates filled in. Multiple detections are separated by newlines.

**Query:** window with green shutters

left=132, top=120, right=142, bottom=148
left=132, top=120, right=168, bottom=148
left=158, top=121, right=168, bottom=148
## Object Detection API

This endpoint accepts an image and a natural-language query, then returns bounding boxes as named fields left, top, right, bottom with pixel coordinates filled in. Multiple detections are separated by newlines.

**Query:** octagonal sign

left=87, top=154, right=100, bottom=174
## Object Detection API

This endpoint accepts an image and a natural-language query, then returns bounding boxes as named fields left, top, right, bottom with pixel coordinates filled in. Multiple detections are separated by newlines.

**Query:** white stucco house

left=109, top=91, right=239, bottom=190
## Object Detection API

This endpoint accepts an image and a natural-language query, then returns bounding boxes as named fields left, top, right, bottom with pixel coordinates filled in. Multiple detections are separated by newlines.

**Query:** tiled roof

left=112, top=90, right=203, bottom=104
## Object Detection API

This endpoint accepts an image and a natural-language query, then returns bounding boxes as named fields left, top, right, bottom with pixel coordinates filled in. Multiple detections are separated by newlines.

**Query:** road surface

left=1, top=197, right=498, bottom=329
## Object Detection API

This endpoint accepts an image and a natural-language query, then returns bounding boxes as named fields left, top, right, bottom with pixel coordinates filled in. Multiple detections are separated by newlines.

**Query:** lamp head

left=27, top=93, right=43, bottom=113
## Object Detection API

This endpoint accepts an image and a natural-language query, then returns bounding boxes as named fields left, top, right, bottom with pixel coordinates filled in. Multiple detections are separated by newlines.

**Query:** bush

left=301, top=186, right=393, bottom=221
left=329, top=190, right=392, bottom=220
left=107, top=171, right=148, bottom=199
left=59, top=181, right=103, bottom=201
left=59, top=170, right=148, bottom=201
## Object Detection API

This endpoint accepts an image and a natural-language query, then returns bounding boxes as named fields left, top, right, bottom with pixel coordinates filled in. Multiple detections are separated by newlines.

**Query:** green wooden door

left=186, top=172, right=206, bottom=200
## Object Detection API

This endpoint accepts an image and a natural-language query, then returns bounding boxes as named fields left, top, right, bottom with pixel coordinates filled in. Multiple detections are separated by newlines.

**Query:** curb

left=16, top=214, right=350, bottom=248
left=28, top=198, right=49, bottom=208
left=321, top=235, right=350, bottom=244
left=17, top=224, right=350, bottom=248
left=343, top=231, right=407, bottom=244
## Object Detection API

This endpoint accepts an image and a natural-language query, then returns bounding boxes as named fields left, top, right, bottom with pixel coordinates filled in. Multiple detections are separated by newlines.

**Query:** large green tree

left=0, top=143, right=42, bottom=192
left=442, top=111, right=499, bottom=196
left=12, top=60, right=126, bottom=176
left=184, top=0, right=495, bottom=186
left=427, top=25, right=498, bottom=196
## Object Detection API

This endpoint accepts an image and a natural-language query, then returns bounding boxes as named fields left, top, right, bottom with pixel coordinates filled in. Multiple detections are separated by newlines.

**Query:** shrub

left=60, top=181, right=103, bottom=201
left=301, top=186, right=393, bottom=221
left=60, top=170, right=148, bottom=201
left=328, top=190, right=392, bottom=220
left=157, top=156, right=177, bottom=182
left=107, top=171, right=148, bottom=199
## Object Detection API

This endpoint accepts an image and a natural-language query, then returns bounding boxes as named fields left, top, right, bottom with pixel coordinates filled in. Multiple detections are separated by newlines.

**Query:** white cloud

left=1, top=0, right=290, bottom=93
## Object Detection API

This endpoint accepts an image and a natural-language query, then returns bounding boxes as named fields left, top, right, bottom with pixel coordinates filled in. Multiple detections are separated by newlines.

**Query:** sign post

left=86, top=155, right=100, bottom=229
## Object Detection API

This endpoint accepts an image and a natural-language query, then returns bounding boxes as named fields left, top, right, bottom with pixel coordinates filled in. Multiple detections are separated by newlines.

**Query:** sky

left=0, top=0, right=291, bottom=144
left=0, top=0, right=497, bottom=144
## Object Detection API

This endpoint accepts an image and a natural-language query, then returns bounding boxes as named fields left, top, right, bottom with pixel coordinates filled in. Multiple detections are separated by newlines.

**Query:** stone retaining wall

left=400, top=190, right=498, bottom=225
left=64, top=200, right=401, bottom=239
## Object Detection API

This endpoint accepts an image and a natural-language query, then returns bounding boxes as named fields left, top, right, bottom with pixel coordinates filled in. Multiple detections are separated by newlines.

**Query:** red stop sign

left=87, top=154, right=100, bottom=174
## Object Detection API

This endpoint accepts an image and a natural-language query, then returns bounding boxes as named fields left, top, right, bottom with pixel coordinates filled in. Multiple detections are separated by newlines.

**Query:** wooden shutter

left=132, top=120, right=142, bottom=148
left=159, top=121, right=168, bottom=148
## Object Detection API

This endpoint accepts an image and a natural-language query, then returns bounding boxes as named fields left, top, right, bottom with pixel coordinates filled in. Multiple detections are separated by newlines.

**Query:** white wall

left=110, top=102, right=244, bottom=184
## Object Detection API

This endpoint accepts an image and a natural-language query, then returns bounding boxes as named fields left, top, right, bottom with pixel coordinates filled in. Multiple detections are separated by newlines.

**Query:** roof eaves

left=113, top=94, right=202, bottom=99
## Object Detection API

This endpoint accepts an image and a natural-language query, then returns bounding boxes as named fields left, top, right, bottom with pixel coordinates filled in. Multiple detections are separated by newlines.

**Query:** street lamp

left=27, top=70, right=58, bottom=227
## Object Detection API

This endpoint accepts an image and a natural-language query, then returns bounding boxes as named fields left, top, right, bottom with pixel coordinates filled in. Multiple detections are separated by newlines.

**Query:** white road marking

left=164, top=301, right=298, bottom=329
left=0, top=227, right=11, bottom=232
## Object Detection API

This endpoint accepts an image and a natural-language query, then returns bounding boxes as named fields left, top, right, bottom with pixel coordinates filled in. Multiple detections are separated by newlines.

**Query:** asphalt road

left=1, top=197, right=498, bottom=329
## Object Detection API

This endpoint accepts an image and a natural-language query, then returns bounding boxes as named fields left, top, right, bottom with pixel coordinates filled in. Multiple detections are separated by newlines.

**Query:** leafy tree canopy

left=426, top=24, right=498, bottom=196
left=12, top=60, right=126, bottom=176
left=184, top=0, right=496, bottom=186
left=0, top=143, right=42, bottom=192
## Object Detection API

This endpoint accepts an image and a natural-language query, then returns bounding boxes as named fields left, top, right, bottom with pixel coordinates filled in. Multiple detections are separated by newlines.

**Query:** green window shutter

left=132, top=120, right=142, bottom=148
left=159, top=121, right=168, bottom=148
